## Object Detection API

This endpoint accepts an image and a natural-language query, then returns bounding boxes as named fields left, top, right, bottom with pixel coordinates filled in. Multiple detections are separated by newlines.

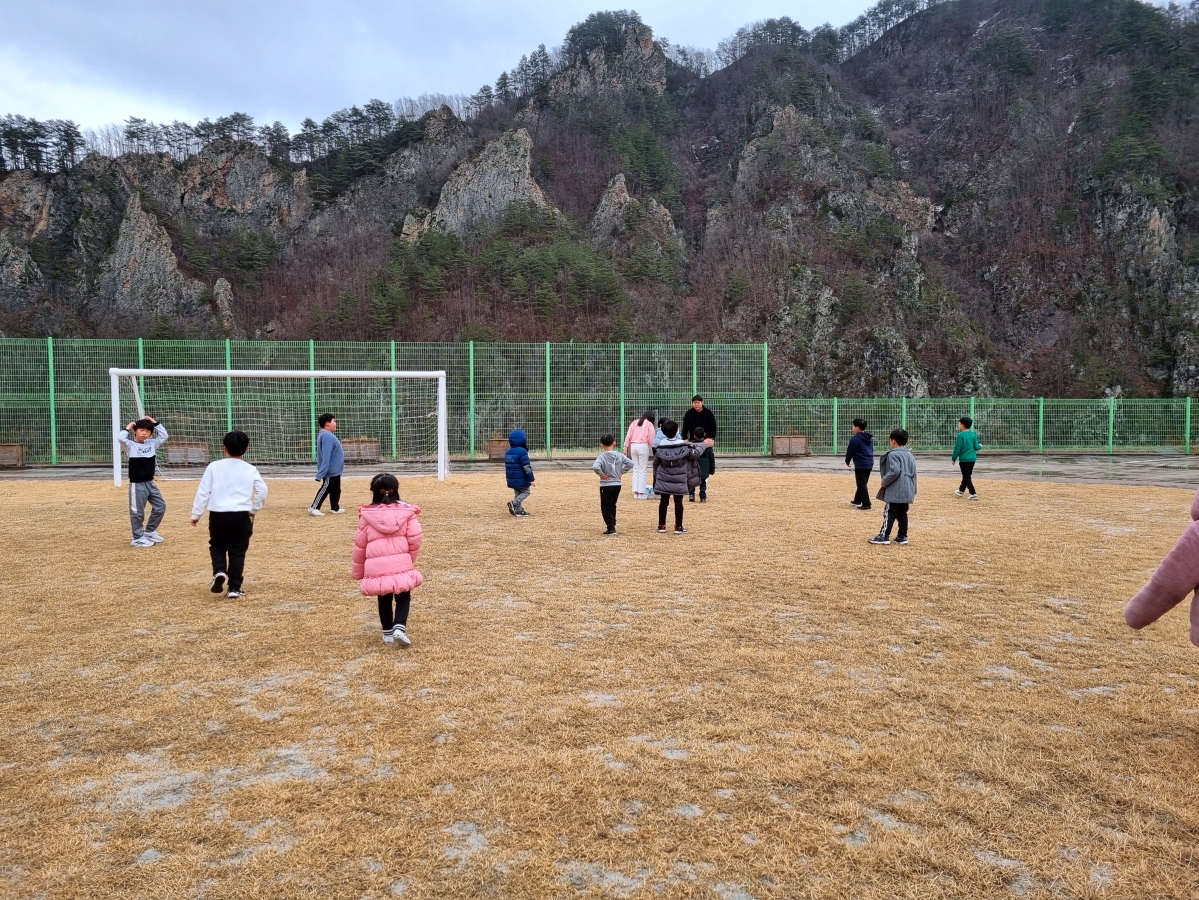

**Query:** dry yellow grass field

left=1, top=471, right=1197, bottom=900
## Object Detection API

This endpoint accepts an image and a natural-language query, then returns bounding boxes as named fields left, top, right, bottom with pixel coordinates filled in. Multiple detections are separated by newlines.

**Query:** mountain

left=0, top=0, right=1196, bottom=397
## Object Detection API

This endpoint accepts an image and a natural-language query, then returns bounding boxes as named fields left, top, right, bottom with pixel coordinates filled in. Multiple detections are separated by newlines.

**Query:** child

left=688, top=427, right=716, bottom=502
left=593, top=434, right=634, bottom=535
left=119, top=416, right=169, bottom=547
left=1124, top=486, right=1199, bottom=647
left=623, top=410, right=656, bottom=500
left=310, top=413, right=345, bottom=516
left=352, top=473, right=423, bottom=647
left=652, top=420, right=703, bottom=535
left=844, top=418, right=874, bottom=510
left=869, top=428, right=917, bottom=546
left=190, top=430, right=268, bottom=599
left=504, top=429, right=535, bottom=516
left=952, top=416, right=981, bottom=500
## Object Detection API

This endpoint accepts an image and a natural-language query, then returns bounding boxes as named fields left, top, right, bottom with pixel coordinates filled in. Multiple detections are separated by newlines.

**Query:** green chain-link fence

left=0, top=338, right=1194, bottom=464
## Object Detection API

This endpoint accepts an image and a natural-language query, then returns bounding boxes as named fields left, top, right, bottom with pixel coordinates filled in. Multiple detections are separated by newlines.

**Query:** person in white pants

left=623, top=410, right=657, bottom=500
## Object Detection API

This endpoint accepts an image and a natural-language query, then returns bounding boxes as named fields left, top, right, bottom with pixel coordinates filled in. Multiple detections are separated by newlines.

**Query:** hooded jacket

left=694, top=441, right=716, bottom=480
left=652, top=438, right=702, bottom=496
left=351, top=501, right=424, bottom=596
left=593, top=449, right=634, bottom=486
left=878, top=447, right=918, bottom=504
left=504, top=430, right=535, bottom=489
left=845, top=431, right=874, bottom=470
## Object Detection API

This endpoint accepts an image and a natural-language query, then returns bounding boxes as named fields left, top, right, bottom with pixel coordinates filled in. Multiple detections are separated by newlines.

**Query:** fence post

left=468, top=341, right=476, bottom=461
left=1038, top=398, right=1044, bottom=454
left=137, top=336, right=145, bottom=398
left=619, top=342, right=626, bottom=435
left=308, top=339, right=317, bottom=460
left=969, top=396, right=975, bottom=423
left=901, top=396, right=907, bottom=429
left=389, top=340, right=397, bottom=461
left=545, top=341, right=552, bottom=460
left=832, top=396, right=838, bottom=454
left=691, top=342, right=698, bottom=397
left=224, top=339, right=233, bottom=431
left=1187, top=397, right=1192, bottom=455
left=1108, top=396, right=1115, bottom=454
left=762, top=342, right=769, bottom=455
left=47, top=336, right=58, bottom=466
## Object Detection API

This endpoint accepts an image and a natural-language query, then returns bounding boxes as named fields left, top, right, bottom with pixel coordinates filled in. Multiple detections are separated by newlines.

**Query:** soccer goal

left=109, top=368, right=448, bottom=485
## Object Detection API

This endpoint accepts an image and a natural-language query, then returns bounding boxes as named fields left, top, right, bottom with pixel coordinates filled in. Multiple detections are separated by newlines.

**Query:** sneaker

left=308, top=507, right=324, bottom=517
left=131, top=537, right=154, bottom=547
left=382, top=629, right=395, bottom=644
left=394, top=626, right=412, bottom=648
left=688, top=494, right=695, bottom=502
left=969, top=494, right=980, bottom=501
left=953, top=490, right=964, bottom=497
left=330, top=508, right=347, bottom=514
left=604, top=529, right=617, bottom=536
left=868, top=535, right=891, bottom=545
left=895, top=537, right=909, bottom=545
left=226, top=590, right=244, bottom=599
left=657, top=526, right=668, bottom=533
left=674, top=527, right=688, bottom=535
left=506, top=500, right=516, bottom=516
left=700, top=497, right=707, bottom=503
left=210, top=572, right=227, bottom=594
left=851, top=502, right=863, bottom=509
left=144, top=530, right=165, bottom=543
left=515, top=508, right=530, bottom=517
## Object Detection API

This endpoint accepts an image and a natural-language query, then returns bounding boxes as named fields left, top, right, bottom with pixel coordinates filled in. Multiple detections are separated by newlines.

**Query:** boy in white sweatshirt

left=191, top=430, right=268, bottom=598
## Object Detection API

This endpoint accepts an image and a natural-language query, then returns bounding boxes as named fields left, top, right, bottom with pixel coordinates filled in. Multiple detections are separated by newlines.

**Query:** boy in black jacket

left=844, top=419, right=874, bottom=510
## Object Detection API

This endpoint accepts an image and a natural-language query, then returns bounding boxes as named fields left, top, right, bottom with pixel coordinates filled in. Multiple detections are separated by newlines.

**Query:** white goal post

left=109, top=368, right=449, bottom=486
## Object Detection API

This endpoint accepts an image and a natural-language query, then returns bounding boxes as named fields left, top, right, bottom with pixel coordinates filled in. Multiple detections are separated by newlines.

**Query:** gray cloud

left=1, top=0, right=874, bottom=128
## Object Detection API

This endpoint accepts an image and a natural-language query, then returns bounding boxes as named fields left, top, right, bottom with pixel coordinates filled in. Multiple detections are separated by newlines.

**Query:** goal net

left=110, top=368, right=448, bottom=485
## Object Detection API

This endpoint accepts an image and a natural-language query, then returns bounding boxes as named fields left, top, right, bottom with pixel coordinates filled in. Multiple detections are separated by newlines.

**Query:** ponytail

left=370, top=472, right=401, bottom=505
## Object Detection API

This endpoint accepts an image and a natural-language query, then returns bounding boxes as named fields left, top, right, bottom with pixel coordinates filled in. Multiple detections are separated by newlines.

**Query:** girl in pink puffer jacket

left=1125, top=487, right=1199, bottom=647
left=352, top=473, right=424, bottom=646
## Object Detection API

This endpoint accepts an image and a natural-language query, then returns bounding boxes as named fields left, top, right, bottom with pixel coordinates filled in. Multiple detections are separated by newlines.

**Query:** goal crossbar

left=109, top=368, right=449, bottom=485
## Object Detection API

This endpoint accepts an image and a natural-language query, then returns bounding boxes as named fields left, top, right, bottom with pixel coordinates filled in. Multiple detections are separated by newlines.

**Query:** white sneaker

left=394, top=626, right=412, bottom=648
left=210, top=572, right=227, bottom=594
left=144, top=531, right=164, bottom=543
left=131, top=537, right=154, bottom=547
left=953, top=490, right=964, bottom=497
left=227, top=590, right=244, bottom=599
left=382, top=630, right=395, bottom=644
left=308, top=507, right=325, bottom=517
left=330, top=508, right=347, bottom=514
left=969, top=494, right=980, bottom=501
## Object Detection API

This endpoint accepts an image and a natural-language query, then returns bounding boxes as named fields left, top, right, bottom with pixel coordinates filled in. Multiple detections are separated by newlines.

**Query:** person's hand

left=147, top=417, right=157, bottom=425
left=191, top=518, right=199, bottom=526
left=315, top=477, right=321, bottom=481
left=705, top=438, right=714, bottom=447
left=126, top=422, right=135, bottom=430
left=845, top=462, right=851, bottom=468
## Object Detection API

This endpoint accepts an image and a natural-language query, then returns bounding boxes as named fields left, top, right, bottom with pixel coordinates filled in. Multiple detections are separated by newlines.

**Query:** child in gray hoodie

left=869, top=427, right=918, bottom=545
left=593, top=434, right=634, bottom=535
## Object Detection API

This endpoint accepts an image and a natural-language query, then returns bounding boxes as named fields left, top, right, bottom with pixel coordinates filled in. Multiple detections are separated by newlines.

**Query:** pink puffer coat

left=351, top=502, right=424, bottom=596
left=1125, top=488, right=1199, bottom=646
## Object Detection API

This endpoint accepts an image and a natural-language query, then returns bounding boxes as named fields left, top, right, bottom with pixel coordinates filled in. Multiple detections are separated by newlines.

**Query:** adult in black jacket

left=681, top=395, right=717, bottom=447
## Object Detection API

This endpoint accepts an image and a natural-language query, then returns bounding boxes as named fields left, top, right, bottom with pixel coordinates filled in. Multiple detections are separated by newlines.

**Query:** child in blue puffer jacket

left=504, top=429, right=535, bottom=516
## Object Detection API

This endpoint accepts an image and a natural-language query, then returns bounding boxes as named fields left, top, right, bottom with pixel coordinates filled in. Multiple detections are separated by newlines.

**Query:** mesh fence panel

left=0, top=339, right=1195, bottom=464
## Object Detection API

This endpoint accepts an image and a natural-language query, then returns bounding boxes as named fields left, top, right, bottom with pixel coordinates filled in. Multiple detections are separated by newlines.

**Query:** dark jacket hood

left=509, top=429, right=528, bottom=448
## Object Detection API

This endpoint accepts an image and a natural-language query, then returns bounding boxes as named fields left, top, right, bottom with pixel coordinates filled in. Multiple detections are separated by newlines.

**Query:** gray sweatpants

left=130, top=480, right=166, bottom=539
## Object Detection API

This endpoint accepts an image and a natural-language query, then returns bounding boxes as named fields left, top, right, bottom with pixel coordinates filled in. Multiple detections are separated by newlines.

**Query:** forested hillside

left=1, top=0, right=1197, bottom=397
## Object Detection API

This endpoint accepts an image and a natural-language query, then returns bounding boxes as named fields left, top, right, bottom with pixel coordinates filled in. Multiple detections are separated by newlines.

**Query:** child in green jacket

left=952, top=416, right=981, bottom=500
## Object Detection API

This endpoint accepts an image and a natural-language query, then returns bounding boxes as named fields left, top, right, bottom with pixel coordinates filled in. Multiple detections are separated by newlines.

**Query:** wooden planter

left=0, top=444, right=25, bottom=467
left=342, top=438, right=380, bottom=463
left=771, top=435, right=810, bottom=457
left=165, top=441, right=210, bottom=465
left=486, top=438, right=510, bottom=461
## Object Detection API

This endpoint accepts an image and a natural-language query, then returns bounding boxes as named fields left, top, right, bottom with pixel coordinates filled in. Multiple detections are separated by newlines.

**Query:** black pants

left=958, top=461, right=976, bottom=495
left=690, top=477, right=708, bottom=501
left=880, top=502, right=909, bottom=540
left=658, top=493, right=684, bottom=530
left=312, top=475, right=342, bottom=511
left=209, top=511, right=253, bottom=591
left=600, top=485, right=621, bottom=531
left=853, top=467, right=872, bottom=508
left=378, top=591, right=411, bottom=631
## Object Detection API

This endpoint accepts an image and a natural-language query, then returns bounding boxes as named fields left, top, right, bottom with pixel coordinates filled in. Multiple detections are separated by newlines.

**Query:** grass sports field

left=1, top=471, right=1197, bottom=900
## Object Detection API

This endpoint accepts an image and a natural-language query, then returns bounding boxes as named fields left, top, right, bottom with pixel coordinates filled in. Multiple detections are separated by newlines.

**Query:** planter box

left=772, top=435, right=810, bottom=457
left=0, top=444, right=25, bottom=467
left=165, top=441, right=209, bottom=464
left=342, top=438, right=380, bottom=463
left=486, top=438, right=509, bottom=461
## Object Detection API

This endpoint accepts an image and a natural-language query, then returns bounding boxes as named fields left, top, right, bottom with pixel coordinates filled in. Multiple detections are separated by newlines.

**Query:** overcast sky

left=1, top=0, right=877, bottom=131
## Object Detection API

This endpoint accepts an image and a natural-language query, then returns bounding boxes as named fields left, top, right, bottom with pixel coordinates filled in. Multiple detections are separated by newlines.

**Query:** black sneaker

left=506, top=500, right=516, bottom=516
left=603, top=529, right=617, bottom=536
left=515, top=508, right=530, bottom=517
left=674, top=527, right=688, bottom=535
left=210, top=572, right=227, bottom=593
left=657, top=526, right=668, bottom=533
left=868, top=535, right=891, bottom=545
left=700, top=497, right=707, bottom=503
left=688, top=494, right=695, bottom=502
left=895, top=537, right=909, bottom=545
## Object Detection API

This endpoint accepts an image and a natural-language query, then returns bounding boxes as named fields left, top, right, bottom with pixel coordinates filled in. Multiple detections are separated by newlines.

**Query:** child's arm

left=621, top=454, right=634, bottom=474
left=351, top=524, right=368, bottom=579
left=406, top=515, right=424, bottom=560
left=593, top=455, right=605, bottom=478
left=315, top=432, right=330, bottom=481
left=191, top=466, right=214, bottom=522
left=522, top=449, right=535, bottom=484
left=251, top=472, right=268, bottom=511
left=152, top=422, right=168, bottom=445
left=880, top=455, right=898, bottom=487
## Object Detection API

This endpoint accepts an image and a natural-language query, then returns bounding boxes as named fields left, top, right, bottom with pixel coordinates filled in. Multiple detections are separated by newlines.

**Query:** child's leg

left=894, top=503, right=909, bottom=540
left=208, top=512, right=230, bottom=575
left=600, top=487, right=617, bottom=530
left=378, top=594, right=395, bottom=632
left=129, top=482, right=149, bottom=539
left=395, top=591, right=411, bottom=629
left=699, top=477, right=708, bottom=500
left=673, top=494, right=684, bottom=530
left=961, top=461, right=976, bottom=495
left=224, top=513, right=253, bottom=591
left=658, top=493, right=669, bottom=529
left=880, top=503, right=893, bottom=538
left=610, top=485, right=620, bottom=528
left=513, top=488, right=530, bottom=511
left=311, top=478, right=331, bottom=510
left=329, top=475, right=342, bottom=512
left=146, top=482, right=167, bottom=533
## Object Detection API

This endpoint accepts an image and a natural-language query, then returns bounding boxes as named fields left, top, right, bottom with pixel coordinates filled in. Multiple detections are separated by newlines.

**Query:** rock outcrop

left=0, top=234, right=45, bottom=317
left=0, top=171, right=54, bottom=241
left=417, top=129, right=556, bottom=238
left=587, top=173, right=682, bottom=256
left=96, top=194, right=213, bottom=333
left=551, top=24, right=667, bottom=100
